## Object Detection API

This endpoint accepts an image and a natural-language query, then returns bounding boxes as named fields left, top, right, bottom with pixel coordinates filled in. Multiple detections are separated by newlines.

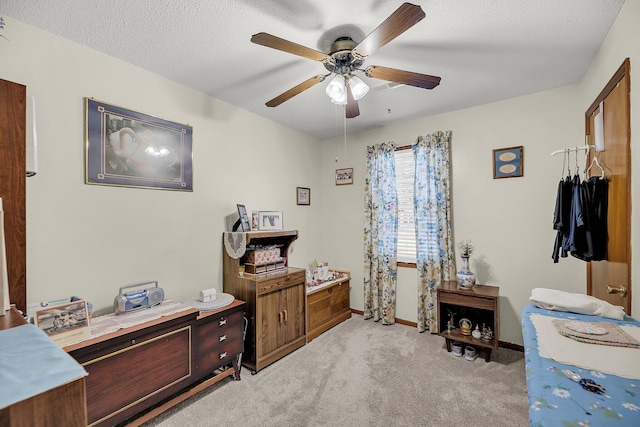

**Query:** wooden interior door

left=0, top=79, right=27, bottom=312
left=586, top=59, right=631, bottom=314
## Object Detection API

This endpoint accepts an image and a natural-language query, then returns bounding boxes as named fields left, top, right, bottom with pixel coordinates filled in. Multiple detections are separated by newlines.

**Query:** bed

left=522, top=302, right=640, bottom=426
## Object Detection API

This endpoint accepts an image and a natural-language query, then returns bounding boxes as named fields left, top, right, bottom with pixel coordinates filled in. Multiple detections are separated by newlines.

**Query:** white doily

left=183, top=293, right=235, bottom=311
left=224, top=232, right=247, bottom=259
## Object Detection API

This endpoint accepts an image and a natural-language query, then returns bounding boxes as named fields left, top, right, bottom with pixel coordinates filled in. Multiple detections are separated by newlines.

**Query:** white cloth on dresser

left=530, top=287, right=625, bottom=320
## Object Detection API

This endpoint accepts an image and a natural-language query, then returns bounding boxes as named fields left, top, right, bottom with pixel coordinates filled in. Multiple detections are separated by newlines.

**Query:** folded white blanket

left=531, top=314, right=640, bottom=379
left=530, top=287, right=625, bottom=320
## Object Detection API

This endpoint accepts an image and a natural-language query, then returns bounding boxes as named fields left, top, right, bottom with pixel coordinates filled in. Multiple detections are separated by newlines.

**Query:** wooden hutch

left=223, top=230, right=306, bottom=374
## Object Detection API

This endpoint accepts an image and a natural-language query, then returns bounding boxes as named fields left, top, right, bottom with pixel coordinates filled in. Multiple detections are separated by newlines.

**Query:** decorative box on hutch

left=223, top=230, right=306, bottom=374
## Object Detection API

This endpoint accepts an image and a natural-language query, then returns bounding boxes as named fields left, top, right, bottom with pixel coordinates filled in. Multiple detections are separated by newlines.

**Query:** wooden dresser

left=223, top=230, right=306, bottom=374
left=65, top=300, right=245, bottom=426
left=306, top=271, right=351, bottom=343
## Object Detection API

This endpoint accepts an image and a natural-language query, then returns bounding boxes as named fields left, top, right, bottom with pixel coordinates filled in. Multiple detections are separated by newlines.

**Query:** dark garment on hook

left=567, top=176, right=593, bottom=261
left=583, top=176, right=609, bottom=261
left=552, top=173, right=609, bottom=263
left=552, top=175, right=573, bottom=263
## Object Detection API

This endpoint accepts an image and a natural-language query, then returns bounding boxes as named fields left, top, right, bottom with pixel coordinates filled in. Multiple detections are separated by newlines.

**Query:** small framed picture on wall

left=296, top=187, right=310, bottom=205
left=492, top=146, right=523, bottom=179
left=336, top=168, right=353, bottom=185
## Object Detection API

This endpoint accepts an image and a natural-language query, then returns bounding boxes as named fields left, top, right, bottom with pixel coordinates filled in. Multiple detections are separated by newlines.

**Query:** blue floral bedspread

left=522, top=304, right=640, bottom=426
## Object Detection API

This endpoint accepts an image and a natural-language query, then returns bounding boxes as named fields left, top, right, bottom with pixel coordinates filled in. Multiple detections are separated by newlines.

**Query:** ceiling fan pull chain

left=343, top=109, right=347, bottom=161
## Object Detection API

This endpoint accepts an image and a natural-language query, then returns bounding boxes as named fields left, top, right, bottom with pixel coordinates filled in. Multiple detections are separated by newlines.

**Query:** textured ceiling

left=1, top=0, right=625, bottom=139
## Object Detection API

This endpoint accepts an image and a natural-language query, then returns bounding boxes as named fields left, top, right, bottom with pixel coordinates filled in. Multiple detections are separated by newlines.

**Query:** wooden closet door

left=586, top=59, right=631, bottom=314
left=0, top=79, right=27, bottom=312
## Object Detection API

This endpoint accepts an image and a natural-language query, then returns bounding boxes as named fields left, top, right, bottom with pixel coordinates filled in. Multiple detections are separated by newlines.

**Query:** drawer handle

left=327, top=287, right=333, bottom=294
left=219, top=334, right=227, bottom=342
left=219, top=352, right=227, bottom=360
left=219, top=318, right=227, bottom=326
left=283, top=309, right=288, bottom=322
left=279, top=311, right=284, bottom=323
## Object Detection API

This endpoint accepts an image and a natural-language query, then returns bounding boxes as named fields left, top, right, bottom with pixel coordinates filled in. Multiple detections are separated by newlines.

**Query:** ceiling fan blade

left=365, top=65, right=441, bottom=89
left=345, top=84, right=360, bottom=118
left=353, top=3, right=425, bottom=58
left=265, top=74, right=327, bottom=107
left=251, top=32, right=331, bottom=62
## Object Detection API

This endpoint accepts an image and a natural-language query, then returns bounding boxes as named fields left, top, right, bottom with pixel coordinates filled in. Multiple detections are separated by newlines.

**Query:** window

left=395, top=147, right=440, bottom=266
left=395, top=148, right=416, bottom=264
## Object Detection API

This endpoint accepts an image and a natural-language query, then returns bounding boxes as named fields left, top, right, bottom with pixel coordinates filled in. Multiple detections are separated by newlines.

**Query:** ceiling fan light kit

left=251, top=2, right=441, bottom=119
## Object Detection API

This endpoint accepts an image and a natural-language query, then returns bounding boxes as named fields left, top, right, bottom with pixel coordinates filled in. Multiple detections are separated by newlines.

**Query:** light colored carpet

left=143, top=314, right=529, bottom=427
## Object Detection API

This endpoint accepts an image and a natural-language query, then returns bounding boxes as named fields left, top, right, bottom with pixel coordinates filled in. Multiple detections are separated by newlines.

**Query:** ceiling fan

left=250, top=2, right=441, bottom=119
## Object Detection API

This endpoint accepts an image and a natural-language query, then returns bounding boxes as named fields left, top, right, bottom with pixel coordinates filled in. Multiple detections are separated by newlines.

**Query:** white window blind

left=395, top=149, right=416, bottom=263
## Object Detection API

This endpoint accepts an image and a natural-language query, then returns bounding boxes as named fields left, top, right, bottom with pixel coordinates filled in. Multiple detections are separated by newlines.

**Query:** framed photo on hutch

left=258, top=211, right=283, bottom=231
left=235, top=204, right=251, bottom=232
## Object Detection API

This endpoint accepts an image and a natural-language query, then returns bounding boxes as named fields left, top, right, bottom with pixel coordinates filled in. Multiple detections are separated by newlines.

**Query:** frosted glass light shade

left=326, top=75, right=346, bottom=102
left=349, top=75, right=369, bottom=100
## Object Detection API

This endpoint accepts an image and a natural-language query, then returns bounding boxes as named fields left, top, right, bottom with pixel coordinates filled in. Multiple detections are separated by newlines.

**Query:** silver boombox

left=114, top=280, right=165, bottom=315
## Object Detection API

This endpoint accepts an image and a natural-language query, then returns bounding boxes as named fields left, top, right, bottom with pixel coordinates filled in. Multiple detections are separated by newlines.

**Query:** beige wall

left=0, top=18, right=324, bottom=315
left=2, top=0, right=637, bottom=346
left=320, top=0, right=639, bottom=345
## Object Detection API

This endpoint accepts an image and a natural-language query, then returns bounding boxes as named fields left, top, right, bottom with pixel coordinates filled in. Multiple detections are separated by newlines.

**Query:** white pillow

left=530, top=287, right=625, bottom=320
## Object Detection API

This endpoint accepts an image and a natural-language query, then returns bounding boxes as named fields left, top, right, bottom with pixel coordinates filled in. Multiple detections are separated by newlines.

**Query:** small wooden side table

left=437, top=281, right=499, bottom=362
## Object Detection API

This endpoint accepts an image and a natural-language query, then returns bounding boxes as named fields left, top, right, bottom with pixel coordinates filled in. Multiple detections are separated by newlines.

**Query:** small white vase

left=456, top=256, right=476, bottom=289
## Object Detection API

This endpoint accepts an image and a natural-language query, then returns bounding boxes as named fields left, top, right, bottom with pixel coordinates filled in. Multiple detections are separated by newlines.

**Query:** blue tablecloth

left=0, top=323, right=87, bottom=409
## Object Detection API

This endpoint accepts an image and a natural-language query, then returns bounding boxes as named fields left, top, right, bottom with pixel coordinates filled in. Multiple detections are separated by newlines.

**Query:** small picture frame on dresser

left=258, top=211, right=283, bottom=230
left=34, top=300, right=91, bottom=347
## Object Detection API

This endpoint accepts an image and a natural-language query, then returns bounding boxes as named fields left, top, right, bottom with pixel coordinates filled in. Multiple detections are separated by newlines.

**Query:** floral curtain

left=364, top=141, right=398, bottom=325
left=413, top=131, right=455, bottom=333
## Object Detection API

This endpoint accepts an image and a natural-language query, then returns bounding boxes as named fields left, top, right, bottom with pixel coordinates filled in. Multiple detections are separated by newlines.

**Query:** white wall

left=2, top=1, right=637, bottom=345
left=0, top=18, right=324, bottom=315
left=319, top=0, right=639, bottom=345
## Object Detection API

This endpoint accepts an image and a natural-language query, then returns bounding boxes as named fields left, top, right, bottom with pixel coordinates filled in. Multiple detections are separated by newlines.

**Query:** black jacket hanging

left=553, top=173, right=609, bottom=263
left=552, top=175, right=573, bottom=263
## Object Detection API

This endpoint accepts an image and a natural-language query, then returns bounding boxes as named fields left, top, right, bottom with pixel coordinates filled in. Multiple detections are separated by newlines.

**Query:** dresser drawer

left=196, top=304, right=245, bottom=377
left=256, top=271, right=305, bottom=296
